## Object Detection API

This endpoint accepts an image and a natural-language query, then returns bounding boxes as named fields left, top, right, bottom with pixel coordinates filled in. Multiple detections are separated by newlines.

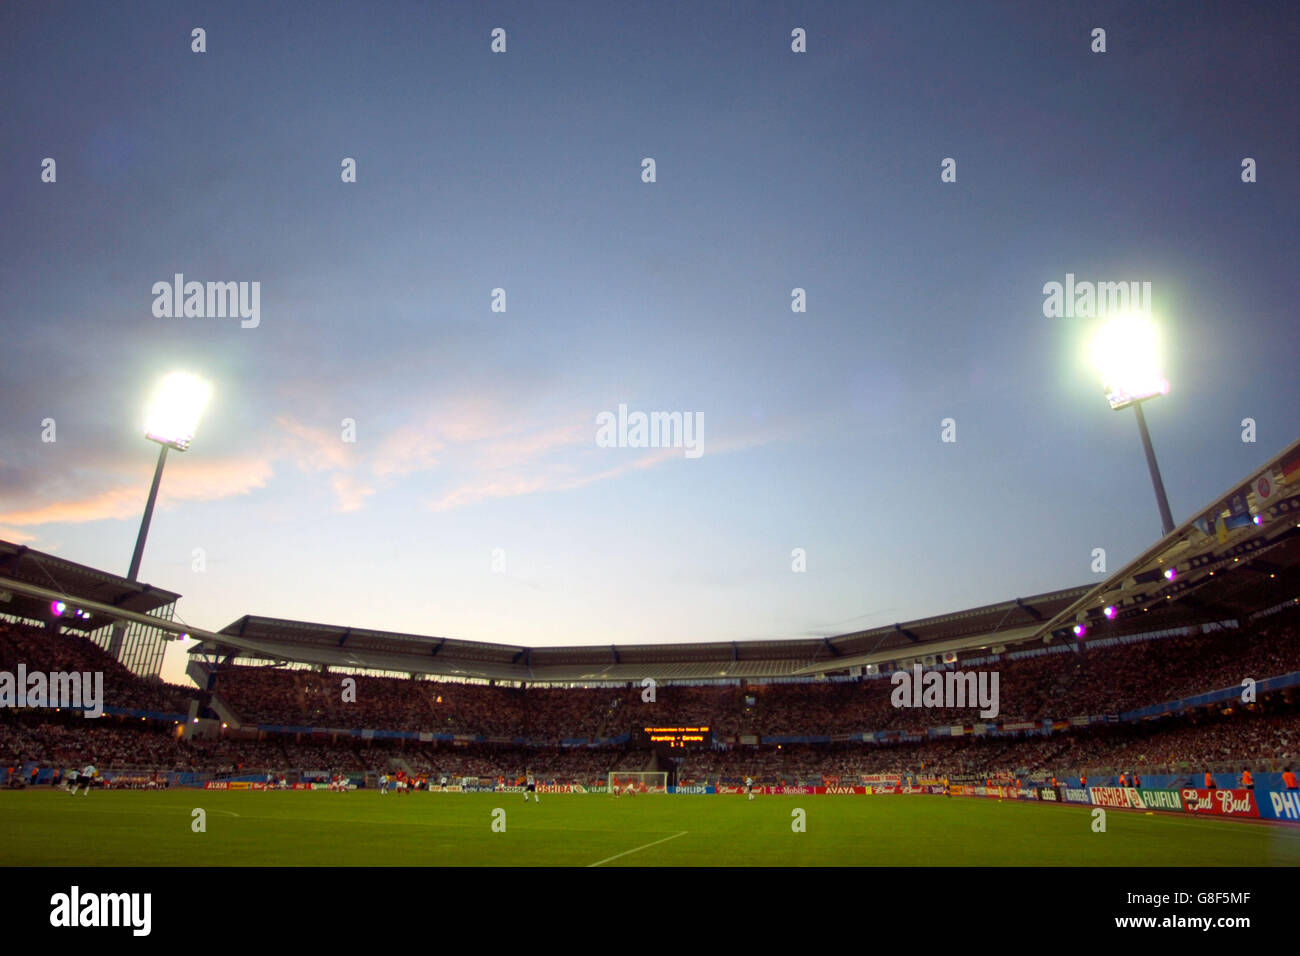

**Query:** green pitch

left=2, top=790, right=1297, bottom=866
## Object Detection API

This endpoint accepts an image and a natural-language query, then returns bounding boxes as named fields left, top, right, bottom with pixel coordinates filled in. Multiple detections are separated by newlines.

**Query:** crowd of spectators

left=5, top=697, right=1297, bottom=784
left=0, top=621, right=193, bottom=713
left=207, top=610, right=1300, bottom=739
left=4, top=609, right=1300, bottom=784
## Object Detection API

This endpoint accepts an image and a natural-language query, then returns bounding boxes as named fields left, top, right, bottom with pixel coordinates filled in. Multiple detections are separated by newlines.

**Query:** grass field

left=3, top=789, right=1298, bottom=866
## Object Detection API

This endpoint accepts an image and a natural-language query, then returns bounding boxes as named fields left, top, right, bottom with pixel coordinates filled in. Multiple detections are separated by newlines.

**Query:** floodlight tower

left=107, top=373, right=211, bottom=660
left=127, top=372, right=212, bottom=580
left=1089, top=314, right=1175, bottom=537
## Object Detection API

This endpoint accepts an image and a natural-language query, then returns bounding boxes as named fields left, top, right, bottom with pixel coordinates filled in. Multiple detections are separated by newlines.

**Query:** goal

left=608, top=771, right=668, bottom=794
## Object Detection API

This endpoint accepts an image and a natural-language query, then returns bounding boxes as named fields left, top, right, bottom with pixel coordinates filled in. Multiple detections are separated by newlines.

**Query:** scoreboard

left=639, top=725, right=713, bottom=749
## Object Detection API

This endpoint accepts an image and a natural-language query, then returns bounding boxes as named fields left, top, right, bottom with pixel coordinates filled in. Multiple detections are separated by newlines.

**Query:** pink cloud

left=0, top=456, right=273, bottom=528
left=275, top=416, right=356, bottom=472
left=330, top=474, right=376, bottom=513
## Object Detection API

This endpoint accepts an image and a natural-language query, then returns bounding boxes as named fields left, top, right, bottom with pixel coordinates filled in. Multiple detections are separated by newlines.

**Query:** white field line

left=587, top=830, right=688, bottom=867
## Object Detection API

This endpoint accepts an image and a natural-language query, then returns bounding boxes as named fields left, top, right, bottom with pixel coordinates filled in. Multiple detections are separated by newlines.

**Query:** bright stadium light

left=129, top=372, right=212, bottom=580
left=108, top=372, right=212, bottom=662
left=1088, top=313, right=1176, bottom=536
left=144, top=372, right=211, bottom=451
left=1089, top=313, right=1168, bottom=411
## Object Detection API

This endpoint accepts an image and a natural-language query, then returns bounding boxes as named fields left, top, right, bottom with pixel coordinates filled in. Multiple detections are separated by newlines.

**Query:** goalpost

left=608, top=771, right=668, bottom=794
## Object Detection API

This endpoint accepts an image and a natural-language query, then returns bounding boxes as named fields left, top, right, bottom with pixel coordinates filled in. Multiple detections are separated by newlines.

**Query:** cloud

left=0, top=402, right=786, bottom=533
left=275, top=416, right=356, bottom=473
left=426, top=451, right=673, bottom=512
left=0, top=456, right=273, bottom=528
left=330, top=473, right=376, bottom=513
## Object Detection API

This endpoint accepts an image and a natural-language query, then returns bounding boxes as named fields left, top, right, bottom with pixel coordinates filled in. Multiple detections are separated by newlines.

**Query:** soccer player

left=77, top=763, right=96, bottom=795
left=745, top=775, right=754, bottom=801
left=379, top=772, right=389, bottom=794
left=524, top=770, right=539, bottom=803
left=66, top=768, right=79, bottom=794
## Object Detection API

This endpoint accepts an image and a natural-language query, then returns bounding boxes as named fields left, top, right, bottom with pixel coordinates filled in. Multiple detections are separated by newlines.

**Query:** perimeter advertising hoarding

left=1179, top=789, right=1260, bottom=818
left=1090, top=787, right=1143, bottom=808
left=1136, top=788, right=1185, bottom=812
left=1258, top=790, right=1300, bottom=821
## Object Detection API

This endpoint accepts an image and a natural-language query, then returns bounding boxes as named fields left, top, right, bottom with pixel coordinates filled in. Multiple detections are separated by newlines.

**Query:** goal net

left=608, top=771, right=668, bottom=794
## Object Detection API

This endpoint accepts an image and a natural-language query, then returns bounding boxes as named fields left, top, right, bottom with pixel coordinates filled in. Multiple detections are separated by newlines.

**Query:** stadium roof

left=1028, top=434, right=1300, bottom=646
left=197, top=586, right=1092, bottom=683
left=0, top=540, right=181, bottom=634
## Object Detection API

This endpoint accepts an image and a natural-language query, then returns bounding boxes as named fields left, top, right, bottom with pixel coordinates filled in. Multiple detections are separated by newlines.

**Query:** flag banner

left=1254, top=471, right=1277, bottom=502
left=1227, top=486, right=1251, bottom=517
left=1279, top=448, right=1300, bottom=484
left=1223, top=512, right=1253, bottom=531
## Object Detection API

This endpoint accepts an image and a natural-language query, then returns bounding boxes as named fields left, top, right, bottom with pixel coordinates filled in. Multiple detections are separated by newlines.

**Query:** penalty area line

left=587, top=831, right=688, bottom=868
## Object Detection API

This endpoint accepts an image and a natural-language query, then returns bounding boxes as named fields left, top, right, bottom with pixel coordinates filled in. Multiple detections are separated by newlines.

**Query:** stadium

left=3, top=436, right=1300, bottom=868
left=4, top=2, right=1300, bottom=938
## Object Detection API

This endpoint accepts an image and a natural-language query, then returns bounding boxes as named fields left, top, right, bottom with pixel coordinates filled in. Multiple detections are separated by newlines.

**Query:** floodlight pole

left=127, top=443, right=169, bottom=582
left=109, top=442, right=168, bottom=660
left=1132, top=400, right=1175, bottom=537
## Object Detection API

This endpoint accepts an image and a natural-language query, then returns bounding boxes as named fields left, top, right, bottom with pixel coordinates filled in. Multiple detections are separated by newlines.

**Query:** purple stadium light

left=1103, top=606, right=1117, bottom=620
left=1073, top=624, right=1086, bottom=637
left=1164, top=567, right=1177, bottom=581
left=51, top=600, right=66, bottom=615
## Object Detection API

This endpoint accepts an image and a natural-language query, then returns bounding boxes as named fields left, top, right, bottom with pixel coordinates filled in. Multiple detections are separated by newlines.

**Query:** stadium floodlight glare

left=1089, top=313, right=1169, bottom=411
left=107, top=372, right=212, bottom=662
left=1088, top=312, right=1176, bottom=536
left=128, top=372, right=212, bottom=581
left=144, top=372, right=211, bottom=451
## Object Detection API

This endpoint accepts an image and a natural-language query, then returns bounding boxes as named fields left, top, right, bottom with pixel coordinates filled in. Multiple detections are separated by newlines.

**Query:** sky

left=1, top=1, right=1297, bottom=686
